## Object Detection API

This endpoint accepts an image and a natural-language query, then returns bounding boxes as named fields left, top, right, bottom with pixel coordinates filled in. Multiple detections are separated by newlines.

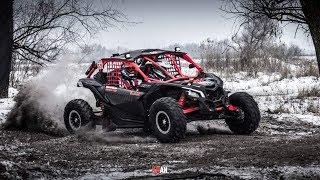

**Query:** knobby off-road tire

left=149, top=97, right=187, bottom=143
left=64, top=99, right=95, bottom=133
left=225, top=92, right=260, bottom=134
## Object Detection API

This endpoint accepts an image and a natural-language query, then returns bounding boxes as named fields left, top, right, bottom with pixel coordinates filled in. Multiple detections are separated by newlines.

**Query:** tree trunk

left=0, top=0, right=13, bottom=98
left=300, top=0, right=320, bottom=73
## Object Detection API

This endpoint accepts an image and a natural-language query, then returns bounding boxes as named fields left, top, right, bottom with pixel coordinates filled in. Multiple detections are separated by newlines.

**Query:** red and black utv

left=64, top=48, right=260, bottom=143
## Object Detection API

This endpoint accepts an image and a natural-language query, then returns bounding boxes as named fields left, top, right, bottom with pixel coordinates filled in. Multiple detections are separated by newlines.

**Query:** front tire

left=64, top=99, right=95, bottom=133
left=149, top=97, right=187, bottom=143
left=225, top=92, right=260, bottom=134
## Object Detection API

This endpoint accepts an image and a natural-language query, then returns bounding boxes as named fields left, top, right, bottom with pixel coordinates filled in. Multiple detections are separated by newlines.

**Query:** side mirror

left=125, top=53, right=131, bottom=59
left=189, top=64, right=195, bottom=69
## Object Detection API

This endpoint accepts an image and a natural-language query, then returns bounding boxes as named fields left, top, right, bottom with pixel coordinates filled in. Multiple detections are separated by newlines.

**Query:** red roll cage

left=86, top=51, right=204, bottom=89
left=84, top=50, right=238, bottom=115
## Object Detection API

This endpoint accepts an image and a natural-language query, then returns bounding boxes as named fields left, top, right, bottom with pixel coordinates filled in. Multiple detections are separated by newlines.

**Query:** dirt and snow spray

left=4, top=55, right=95, bottom=136
left=3, top=55, right=157, bottom=143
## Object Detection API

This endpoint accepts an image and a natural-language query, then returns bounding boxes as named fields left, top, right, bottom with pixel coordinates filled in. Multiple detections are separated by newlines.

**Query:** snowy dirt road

left=1, top=70, right=320, bottom=179
left=1, top=116, right=320, bottom=179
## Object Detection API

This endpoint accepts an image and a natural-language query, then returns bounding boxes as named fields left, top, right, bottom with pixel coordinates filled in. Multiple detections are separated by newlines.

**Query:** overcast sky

left=92, top=0, right=314, bottom=53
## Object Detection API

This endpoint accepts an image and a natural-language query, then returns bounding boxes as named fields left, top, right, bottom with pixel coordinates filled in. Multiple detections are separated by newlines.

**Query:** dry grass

left=267, top=105, right=290, bottom=114
left=297, top=86, right=320, bottom=99
left=307, top=102, right=320, bottom=115
left=279, top=66, right=292, bottom=80
left=296, top=62, right=319, bottom=78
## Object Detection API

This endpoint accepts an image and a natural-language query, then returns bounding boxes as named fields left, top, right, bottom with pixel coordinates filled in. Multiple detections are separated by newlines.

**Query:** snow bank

left=0, top=88, right=18, bottom=124
left=224, top=72, right=320, bottom=96
left=222, top=72, right=320, bottom=129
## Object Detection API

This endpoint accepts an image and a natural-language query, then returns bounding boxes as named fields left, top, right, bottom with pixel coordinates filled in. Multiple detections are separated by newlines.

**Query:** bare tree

left=0, top=0, right=13, bottom=98
left=230, top=16, right=278, bottom=71
left=200, top=38, right=232, bottom=71
left=1, top=0, right=127, bottom=97
left=13, top=0, right=127, bottom=65
left=222, top=0, right=320, bottom=72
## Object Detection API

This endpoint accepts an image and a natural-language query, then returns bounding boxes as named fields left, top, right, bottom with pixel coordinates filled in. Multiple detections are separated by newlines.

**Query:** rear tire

left=149, top=97, right=187, bottom=143
left=225, top=92, right=260, bottom=134
left=64, top=99, right=95, bottom=133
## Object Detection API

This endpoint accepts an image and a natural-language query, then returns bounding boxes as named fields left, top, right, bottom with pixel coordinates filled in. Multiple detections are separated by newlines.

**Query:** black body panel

left=78, top=72, right=228, bottom=127
left=104, top=87, right=146, bottom=127
left=78, top=78, right=146, bottom=127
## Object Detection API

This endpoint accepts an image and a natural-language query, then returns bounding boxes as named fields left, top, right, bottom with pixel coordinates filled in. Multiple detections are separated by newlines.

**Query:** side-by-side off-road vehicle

left=64, top=48, right=260, bottom=143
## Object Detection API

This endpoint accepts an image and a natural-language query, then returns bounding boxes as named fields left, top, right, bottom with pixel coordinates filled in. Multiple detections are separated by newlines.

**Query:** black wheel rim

left=156, top=111, right=171, bottom=134
left=69, top=110, right=81, bottom=130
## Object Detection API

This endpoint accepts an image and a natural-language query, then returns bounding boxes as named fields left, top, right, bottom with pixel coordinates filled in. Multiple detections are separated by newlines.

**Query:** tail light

left=227, top=105, right=238, bottom=111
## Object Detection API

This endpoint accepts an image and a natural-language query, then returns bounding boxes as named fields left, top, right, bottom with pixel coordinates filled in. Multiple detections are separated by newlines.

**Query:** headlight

left=187, top=90, right=200, bottom=98
left=77, top=81, right=83, bottom=87
left=182, top=87, right=205, bottom=98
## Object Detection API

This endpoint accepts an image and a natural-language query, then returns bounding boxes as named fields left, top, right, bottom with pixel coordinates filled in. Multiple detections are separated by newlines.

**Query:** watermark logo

left=151, top=165, right=168, bottom=175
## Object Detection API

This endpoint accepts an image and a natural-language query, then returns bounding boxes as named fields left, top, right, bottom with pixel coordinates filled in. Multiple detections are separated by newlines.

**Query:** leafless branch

left=13, top=0, right=130, bottom=65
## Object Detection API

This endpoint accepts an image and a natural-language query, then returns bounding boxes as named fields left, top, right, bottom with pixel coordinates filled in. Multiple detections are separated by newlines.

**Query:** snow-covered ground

left=222, top=72, right=320, bottom=129
left=0, top=88, right=18, bottom=124
left=78, top=165, right=320, bottom=180
left=1, top=68, right=319, bottom=133
left=1, top=63, right=320, bottom=179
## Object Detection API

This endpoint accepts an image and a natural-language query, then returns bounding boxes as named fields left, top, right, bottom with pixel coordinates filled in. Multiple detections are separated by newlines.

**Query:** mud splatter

left=4, top=84, right=67, bottom=136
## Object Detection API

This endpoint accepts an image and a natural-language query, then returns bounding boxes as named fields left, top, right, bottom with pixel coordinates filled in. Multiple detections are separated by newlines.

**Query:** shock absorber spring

left=178, top=93, right=186, bottom=107
left=100, top=102, right=105, bottom=115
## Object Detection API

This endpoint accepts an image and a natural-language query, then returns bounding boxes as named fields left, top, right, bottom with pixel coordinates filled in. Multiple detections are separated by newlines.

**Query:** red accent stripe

left=183, top=107, right=199, bottom=114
